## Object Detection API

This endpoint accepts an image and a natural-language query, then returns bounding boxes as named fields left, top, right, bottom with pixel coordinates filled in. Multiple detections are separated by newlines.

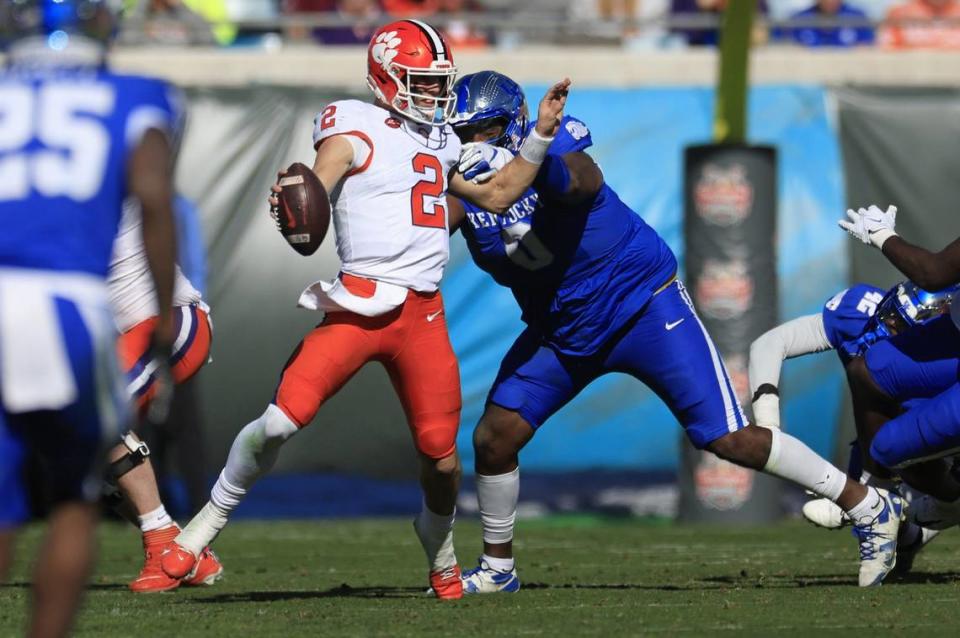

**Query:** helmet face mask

left=874, top=280, right=959, bottom=338
left=450, top=71, right=529, bottom=152
left=366, top=20, right=458, bottom=127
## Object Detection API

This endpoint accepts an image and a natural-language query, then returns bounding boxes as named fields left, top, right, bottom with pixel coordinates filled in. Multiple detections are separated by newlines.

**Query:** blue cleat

left=461, top=558, right=521, bottom=594
left=852, top=488, right=904, bottom=587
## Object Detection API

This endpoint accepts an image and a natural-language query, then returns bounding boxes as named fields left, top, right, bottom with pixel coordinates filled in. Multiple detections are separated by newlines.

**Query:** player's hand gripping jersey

left=459, top=116, right=677, bottom=356
left=299, top=99, right=461, bottom=315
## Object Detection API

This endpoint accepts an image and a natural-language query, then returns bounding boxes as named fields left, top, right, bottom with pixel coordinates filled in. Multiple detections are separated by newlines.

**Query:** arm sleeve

left=748, top=313, right=832, bottom=396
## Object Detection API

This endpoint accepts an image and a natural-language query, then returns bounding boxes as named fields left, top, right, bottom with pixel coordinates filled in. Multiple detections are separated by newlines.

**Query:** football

left=275, top=162, right=331, bottom=256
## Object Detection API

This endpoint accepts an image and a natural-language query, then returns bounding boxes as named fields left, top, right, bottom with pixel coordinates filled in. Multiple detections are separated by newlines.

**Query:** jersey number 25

left=0, top=84, right=114, bottom=202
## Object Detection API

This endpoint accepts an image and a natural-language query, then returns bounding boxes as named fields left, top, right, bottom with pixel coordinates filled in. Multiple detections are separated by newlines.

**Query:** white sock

left=482, top=554, right=515, bottom=572
left=138, top=505, right=174, bottom=533
left=763, top=428, right=846, bottom=501
left=415, top=502, right=456, bottom=572
left=847, top=487, right=885, bottom=525
left=177, top=405, right=298, bottom=555
left=477, top=467, right=520, bottom=545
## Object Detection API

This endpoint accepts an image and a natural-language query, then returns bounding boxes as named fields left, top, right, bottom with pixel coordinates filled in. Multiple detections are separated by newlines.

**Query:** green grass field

left=2, top=517, right=959, bottom=636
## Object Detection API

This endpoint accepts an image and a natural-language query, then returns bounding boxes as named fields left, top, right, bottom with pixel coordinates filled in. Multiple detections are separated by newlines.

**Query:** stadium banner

left=174, top=85, right=847, bottom=517
left=678, top=144, right=781, bottom=523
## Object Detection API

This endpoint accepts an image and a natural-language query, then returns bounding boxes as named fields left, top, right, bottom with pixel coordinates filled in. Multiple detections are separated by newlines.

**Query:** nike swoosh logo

left=665, top=318, right=685, bottom=331
left=427, top=310, right=443, bottom=322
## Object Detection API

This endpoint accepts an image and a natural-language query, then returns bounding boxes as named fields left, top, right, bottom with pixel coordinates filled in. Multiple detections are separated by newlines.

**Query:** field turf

left=2, top=517, right=960, bottom=636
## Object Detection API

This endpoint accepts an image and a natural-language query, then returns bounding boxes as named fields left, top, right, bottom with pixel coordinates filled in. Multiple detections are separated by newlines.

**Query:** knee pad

left=107, top=432, right=151, bottom=482
left=273, top=372, right=325, bottom=428
left=414, top=418, right=458, bottom=460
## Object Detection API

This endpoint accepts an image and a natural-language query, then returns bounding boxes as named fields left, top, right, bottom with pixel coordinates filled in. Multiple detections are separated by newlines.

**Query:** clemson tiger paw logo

left=371, top=31, right=401, bottom=68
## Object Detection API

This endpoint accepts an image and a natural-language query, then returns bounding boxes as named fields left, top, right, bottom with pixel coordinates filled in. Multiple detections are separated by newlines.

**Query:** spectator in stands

left=383, top=0, right=439, bottom=16
left=670, top=0, right=769, bottom=46
left=568, top=0, right=677, bottom=48
left=782, top=1, right=874, bottom=47
left=438, top=0, right=488, bottom=48
left=881, top=0, right=960, bottom=48
left=122, top=0, right=219, bottom=45
left=289, top=0, right=382, bottom=45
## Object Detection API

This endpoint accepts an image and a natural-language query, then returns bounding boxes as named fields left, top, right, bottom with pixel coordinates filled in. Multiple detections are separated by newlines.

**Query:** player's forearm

left=478, top=155, right=544, bottom=214
left=130, top=129, right=177, bottom=345
left=882, top=235, right=960, bottom=290
left=140, top=191, right=177, bottom=340
left=748, top=314, right=830, bottom=397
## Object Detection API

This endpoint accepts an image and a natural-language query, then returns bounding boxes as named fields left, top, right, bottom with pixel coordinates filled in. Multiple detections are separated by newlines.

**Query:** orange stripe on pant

left=118, top=305, right=213, bottom=412
left=274, top=275, right=462, bottom=460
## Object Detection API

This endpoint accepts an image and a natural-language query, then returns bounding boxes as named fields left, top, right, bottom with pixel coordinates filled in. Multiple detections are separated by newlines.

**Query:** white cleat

left=801, top=497, right=850, bottom=529
left=853, top=488, right=904, bottom=587
left=461, top=558, right=521, bottom=594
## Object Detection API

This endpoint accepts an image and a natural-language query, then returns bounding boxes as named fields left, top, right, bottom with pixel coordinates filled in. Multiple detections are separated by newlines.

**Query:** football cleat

left=801, top=497, right=850, bottom=530
left=853, top=488, right=904, bottom=587
left=907, top=494, right=960, bottom=530
left=184, top=547, right=224, bottom=587
left=461, top=558, right=520, bottom=594
left=159, top=541, right=198, bottom=580
left=889, top=524, right=940, bottom=578
left=429, top=565, right=463, bottom=600
left=129, top=525, right=182, bottom=594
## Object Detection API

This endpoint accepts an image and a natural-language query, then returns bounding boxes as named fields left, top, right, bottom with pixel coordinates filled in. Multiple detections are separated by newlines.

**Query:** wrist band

left=519, top=129, right=554, bottom=166
left=751, top=383, right=780, bottom=403
left=872, top=228, right=897, bottom=249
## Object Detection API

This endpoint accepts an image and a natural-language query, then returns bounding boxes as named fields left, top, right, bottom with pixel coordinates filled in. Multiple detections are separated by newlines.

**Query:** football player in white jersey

left=159, top=19, right=570, bottom=599
left=104, top=198, right=224, bottom=593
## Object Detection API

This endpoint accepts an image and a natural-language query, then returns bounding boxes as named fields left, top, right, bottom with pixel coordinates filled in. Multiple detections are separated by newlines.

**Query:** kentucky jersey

left=0, top=66, right=183, bottom=277
left=459, top=116, right=677, bottom=356
left=0, top=54, right=181, bottom=524
left=822, top=283, right=885, bottom=363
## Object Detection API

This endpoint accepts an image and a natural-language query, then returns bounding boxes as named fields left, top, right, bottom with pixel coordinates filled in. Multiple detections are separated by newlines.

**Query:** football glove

left=459, top=142, right=513, bottom=184
left=838, top=205, right=898, bottom=249
left=145, top=337, right=174, bottom=425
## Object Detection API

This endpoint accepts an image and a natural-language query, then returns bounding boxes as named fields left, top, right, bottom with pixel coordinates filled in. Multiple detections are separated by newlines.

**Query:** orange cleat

left=130, top=525, right=182, bottom=594
left=159, top=541, right=198, bottom=579
left=430, top=565, right=463, bottom=600
left=184, top=547, right=224, bottom=587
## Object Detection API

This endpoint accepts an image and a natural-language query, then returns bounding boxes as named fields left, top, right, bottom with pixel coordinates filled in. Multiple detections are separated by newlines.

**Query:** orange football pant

left=273, top=274, right=462, bottom=460
left=118, top=304, right=213, bottom=412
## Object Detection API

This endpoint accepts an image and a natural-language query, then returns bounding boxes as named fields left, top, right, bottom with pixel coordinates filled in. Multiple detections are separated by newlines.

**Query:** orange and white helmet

left=366, top=20, right=458, bottom=127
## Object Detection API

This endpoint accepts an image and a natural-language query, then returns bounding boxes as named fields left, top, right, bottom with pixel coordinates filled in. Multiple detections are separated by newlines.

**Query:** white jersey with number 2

left=310, top=99, right=461, bottom=295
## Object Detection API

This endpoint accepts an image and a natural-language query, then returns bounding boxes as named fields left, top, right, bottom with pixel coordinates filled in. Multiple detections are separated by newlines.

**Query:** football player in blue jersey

left=0, top=1, right=179, bottom=634
left=840, top=206, right=960, bottom=522
left=447, top=71, right=905, bottom=591
left=748, top=281, right=951, bottom=573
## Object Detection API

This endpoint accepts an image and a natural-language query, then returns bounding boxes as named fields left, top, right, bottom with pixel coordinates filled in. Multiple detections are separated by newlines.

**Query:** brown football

left=276, top=162, right=331, bottom=256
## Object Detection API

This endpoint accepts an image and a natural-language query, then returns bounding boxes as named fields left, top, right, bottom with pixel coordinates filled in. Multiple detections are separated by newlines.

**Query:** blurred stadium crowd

left=122, top=0, right=960, bottom=49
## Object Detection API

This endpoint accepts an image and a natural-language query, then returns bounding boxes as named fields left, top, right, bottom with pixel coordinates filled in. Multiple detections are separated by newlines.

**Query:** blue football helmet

left=450, top=71, right=529, bottom=152
left=1, top=0, right=116, bottom=52
left=842, top=280, right=960, bottom=358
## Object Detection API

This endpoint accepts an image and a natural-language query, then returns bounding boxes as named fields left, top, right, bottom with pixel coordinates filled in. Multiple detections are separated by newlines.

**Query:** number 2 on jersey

left=410, top=153, right=447, bottom=229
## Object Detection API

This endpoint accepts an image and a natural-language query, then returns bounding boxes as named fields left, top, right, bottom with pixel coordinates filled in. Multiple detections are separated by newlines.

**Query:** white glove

left=752, top=394, right=781, bottom=430
left=458, top=142, right=513, bottom=184
left=838, top=205, right=898, bottom=249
